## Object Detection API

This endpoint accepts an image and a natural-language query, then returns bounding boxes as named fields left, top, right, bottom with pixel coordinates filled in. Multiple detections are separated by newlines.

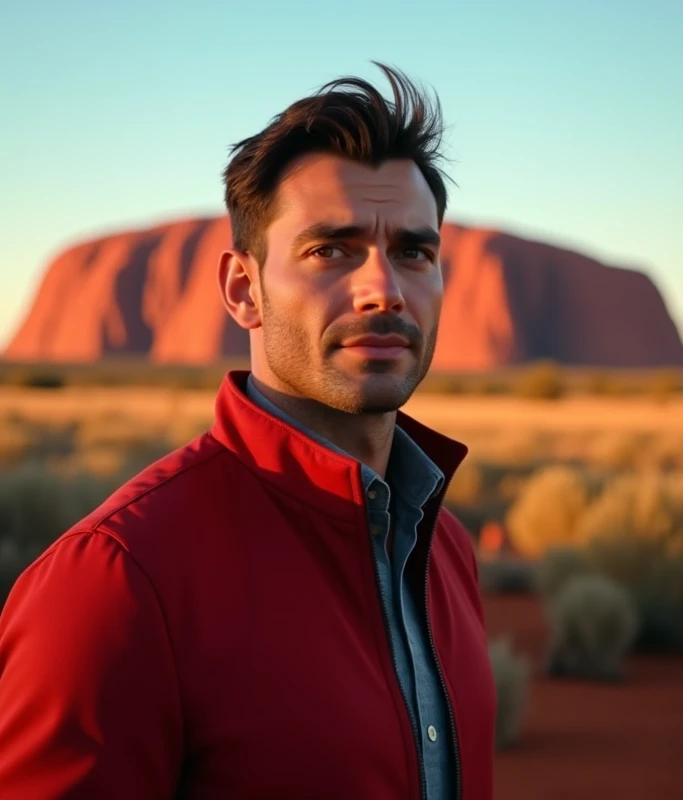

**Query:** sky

left=2, top=0, right=682, bottom=348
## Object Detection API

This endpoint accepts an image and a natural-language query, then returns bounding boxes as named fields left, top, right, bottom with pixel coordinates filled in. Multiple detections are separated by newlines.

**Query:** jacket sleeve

left=0, top=531, right=183, bottom=799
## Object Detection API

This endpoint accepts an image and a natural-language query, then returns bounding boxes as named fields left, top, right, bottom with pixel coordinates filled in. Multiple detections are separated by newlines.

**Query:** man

left=0, top=64, right=495, bottom=798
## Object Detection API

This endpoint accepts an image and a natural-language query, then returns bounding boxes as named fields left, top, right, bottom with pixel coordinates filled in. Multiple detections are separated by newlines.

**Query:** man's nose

left=351, top=250, right=406, bottom=314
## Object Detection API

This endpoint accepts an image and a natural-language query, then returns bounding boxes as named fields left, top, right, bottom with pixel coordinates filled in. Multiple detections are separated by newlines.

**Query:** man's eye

left=398, top=248, right=430, bottom=261
left=311, top=245, right=345, bottom=259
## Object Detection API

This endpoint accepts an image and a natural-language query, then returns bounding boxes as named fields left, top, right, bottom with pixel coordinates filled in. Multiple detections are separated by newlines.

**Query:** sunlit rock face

left=6, top=217, right=682, bottom=368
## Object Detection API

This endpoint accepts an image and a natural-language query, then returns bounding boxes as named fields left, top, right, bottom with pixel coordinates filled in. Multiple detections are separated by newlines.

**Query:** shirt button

left=367, top=490, right=377, bottom=500
left=427, top=725, right=438, bottom=742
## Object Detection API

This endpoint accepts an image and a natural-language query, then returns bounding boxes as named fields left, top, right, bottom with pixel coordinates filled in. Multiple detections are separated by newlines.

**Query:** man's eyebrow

left=291, top=223, right=441, bottom=250
left=291, top=224, right=369, bottom=250
left=393, top=227, right=441, bottom=248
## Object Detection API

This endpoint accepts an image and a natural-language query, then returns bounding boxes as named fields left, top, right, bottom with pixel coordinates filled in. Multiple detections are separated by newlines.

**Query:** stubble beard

left=261, top=292, right=438, bottom=416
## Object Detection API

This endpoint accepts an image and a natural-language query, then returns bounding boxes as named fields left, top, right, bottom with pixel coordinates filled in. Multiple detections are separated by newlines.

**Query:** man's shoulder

left=7, top=433, right=258, bottom=628
left=62, top=432, right=247, bottom=551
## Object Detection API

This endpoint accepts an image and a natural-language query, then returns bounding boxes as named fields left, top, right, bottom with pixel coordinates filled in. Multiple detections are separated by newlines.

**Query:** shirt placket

left=365, top=478, right=422, bottom=741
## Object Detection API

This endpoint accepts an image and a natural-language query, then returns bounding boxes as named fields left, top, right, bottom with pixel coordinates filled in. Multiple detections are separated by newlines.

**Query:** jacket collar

left=211, top=371, right=468, bottom=523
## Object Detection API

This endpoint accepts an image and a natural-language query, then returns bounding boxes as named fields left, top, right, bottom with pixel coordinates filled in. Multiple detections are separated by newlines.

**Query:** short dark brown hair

left=222, top=63, right=450, bottom=265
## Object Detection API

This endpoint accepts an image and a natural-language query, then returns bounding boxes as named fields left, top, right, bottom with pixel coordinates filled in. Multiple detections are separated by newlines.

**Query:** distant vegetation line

left=0, top=359, right=681, bottom=399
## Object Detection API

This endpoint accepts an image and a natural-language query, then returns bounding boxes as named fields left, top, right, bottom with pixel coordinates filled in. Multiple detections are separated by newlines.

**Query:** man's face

left=254, top=154, right=443, bottom=414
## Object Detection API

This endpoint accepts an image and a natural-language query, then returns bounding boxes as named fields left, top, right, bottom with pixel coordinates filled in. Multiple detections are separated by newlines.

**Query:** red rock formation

left=5, top=217, right=683, bottom=368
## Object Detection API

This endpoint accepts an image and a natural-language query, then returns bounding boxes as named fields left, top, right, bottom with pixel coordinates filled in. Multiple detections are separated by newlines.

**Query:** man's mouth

left=338, top=334, right=410, bottom=359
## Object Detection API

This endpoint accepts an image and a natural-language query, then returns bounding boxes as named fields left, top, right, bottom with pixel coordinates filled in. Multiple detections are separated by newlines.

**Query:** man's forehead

left=274, top=154, right=438, bottom=230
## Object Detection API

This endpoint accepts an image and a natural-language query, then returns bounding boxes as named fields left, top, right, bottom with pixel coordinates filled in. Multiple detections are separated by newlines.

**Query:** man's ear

left=218, top=249, right=262, bottom=330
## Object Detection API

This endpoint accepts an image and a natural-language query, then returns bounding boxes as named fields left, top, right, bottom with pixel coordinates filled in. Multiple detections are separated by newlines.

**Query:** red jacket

left=0, top=371, right=495, bottom=799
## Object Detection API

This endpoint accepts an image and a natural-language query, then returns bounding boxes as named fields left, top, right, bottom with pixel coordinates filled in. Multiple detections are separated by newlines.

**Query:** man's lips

left=340, top=334, right=410, bottom=348
left=338, top=334, right=411, bottom=359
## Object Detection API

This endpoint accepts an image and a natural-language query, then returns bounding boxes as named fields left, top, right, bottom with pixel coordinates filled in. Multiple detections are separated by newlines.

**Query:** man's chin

left=335, top=373, right=418, bottom=415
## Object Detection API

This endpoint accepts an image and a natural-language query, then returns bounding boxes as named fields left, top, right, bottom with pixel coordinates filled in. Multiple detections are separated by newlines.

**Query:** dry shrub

left=0, top=416, right=34, bottom=466
left=583, top=372, right=630, bottom=396
left=0, top=465, right=115, bottom=603
left=497, top=473, right=528, bottom=502
left=76, top=413, right=166, bottom=452
left=0, top=463, right=73, bottom=559
left=2, top=370, right=65, bottom=389
left=578, top=471, right=683, bottom=557
left=450, top=502, right=507, bottom=544
left=506, top=466, right=594, bottom=558
left=462, top=376, right=503, bottom=395
left=420, top=372, right=464, bottom=395
left=547, top=574, right=638, bottom=681
left=445, top=461, right=512, bottom=537
left=446, top=461, right=486, bottom=506
left=552, top=430, right=594, bottom=462
left=0, top=538, right=24, bottom=606
left=513, top=361, right=563, bottom=400
left=536, top=546, right=592, bottom=599
left=460, top=429, right=553, bottom=468
left=25, top=422, right=78, bottom=460
left=587, top=431, right=649, bottom=470
left=571, top=471, right=683, bottom=650
left=66, top=471, right=118, bottom=522
left=66, top=447, right=127, bottom=478
left=643, top=433, right=683, bottom=470
left=166, top=417, right=213, bottom=449
left=488, top=636, right=530, bottom=750
left=75, top=413, right=171, bottom=479
left=479, top=558, right=537, bottom=594
left=118, top=442, right=174, bottom=482
left=587, top=537, right=683, bottom=651
left=484, top=430, right=545, bottom=466
left=66, top=441, right=170, bottom=483
left=0, top=465, right=71, bottom=604
left=632, top=554, right=683, bottom=650
left=648, top=369, right=681, bottom=401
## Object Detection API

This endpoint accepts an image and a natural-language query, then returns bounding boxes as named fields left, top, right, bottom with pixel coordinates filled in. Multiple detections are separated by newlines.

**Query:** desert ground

left=486, top=592, right=683, bottom=799
left=1, top=385, right=681, bottom=426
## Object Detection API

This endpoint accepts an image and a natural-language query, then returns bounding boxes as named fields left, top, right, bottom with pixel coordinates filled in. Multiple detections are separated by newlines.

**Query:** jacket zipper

left=368, top=530, right=428, bottom=800
left=424, top=479, right=462, bottom=800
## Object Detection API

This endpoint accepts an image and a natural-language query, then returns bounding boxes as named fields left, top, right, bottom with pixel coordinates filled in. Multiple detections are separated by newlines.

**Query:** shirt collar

left=210, top=371, right=467, bottom=523
left=246, top=375, right=444, bottom=507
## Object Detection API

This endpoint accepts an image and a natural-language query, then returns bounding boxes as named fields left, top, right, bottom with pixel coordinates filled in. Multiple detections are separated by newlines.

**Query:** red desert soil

left=483, top=592, right=683, bottom=799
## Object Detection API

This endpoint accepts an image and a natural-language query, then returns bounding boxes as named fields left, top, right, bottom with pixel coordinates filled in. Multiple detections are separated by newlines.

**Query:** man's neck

left=249, top=375, right=396, bottom=479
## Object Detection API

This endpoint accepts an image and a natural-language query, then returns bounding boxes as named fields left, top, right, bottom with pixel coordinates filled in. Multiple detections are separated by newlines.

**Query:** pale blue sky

left=2, top=0, right=682, bottom=348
